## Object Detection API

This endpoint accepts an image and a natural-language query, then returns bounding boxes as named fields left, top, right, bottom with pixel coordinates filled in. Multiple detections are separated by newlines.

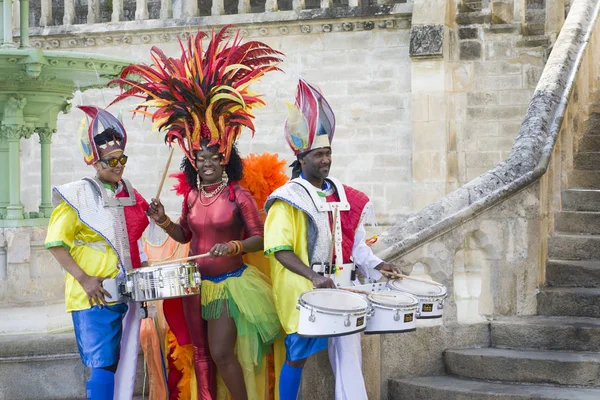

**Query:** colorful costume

left=264, top=80, right=383, bottom=400
left=45, top=106, right=149, bottom=400
left=110, top=26, right=284, bottom=400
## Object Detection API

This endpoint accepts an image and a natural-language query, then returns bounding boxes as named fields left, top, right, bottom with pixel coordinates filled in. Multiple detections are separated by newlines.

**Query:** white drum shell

left=297, top=290, right=369, bottom=338
left=127, top=262, right=201, bottom=302
left=387, top=278, right=447, bottom=319
left=365, top=292, right=419, bottom=334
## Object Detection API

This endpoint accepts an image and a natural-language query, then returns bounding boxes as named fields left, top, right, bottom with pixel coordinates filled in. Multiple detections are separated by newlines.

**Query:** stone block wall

left=22, top=11, right=414, bottom=224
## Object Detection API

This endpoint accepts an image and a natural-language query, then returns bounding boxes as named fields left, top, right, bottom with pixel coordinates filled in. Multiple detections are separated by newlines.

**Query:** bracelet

left=227, top=240, right=243, bottom=256
left=156, top=215, right=172, bottom=229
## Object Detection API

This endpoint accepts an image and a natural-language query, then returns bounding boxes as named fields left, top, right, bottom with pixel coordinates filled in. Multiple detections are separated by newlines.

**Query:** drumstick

left=148, top=252, right=210, bottom=266
left=380, top=270, right=445, bottom=287
left=155, top=147, right=175, bottom=202
left=339, top=287, right=398, bottom=297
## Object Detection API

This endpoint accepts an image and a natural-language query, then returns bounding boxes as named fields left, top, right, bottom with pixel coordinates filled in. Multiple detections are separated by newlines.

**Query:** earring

left=222, top=171, right=229, bottom=184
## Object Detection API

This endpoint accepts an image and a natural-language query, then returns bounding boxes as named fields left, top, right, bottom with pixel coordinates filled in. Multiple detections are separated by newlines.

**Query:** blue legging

left=279, top=362, right=303, bottom=400
left=86, top=367, right=115, bottom=400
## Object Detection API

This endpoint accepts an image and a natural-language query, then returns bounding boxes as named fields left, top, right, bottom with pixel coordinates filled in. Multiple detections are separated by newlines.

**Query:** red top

left=325, top=185, right=369, bottom=264
left=179, top=183, right=263, bottom=277
left=119, top=187, right=150, bottom=269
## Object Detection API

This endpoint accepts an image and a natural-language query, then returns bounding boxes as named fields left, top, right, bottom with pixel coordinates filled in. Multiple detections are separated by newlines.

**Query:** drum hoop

left=298, top=290, right=369, bottom=315
left=387, top=280, right=447, bottom=298
left=132, top=262, right=198, bottom=274
left=368, top=297, right=419, bottom=311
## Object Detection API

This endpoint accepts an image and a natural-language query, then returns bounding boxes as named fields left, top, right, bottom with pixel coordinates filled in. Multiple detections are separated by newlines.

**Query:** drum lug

left=179, top=273, right=186, bottom=287
left=394, top=310, right=401, bottom=321
left=193, top=272, right=201, bottom=285
left=438, top=301, right=444, bottom=310
left=309, top=308, right=316, bottom=323
left=344, top=313, right=351, bottom=327
left=367, top=306, right=375, bottom=318
left=158, top=269, right=164, bottom=288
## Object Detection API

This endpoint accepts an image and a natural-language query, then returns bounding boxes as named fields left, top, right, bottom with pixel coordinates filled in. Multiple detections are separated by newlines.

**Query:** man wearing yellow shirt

left=45, top=106, right=149, bottom=400
left=264, top=80, right=399, bottom=400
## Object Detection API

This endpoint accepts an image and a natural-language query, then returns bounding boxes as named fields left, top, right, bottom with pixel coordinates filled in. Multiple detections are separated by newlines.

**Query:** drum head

left=388, top=278, right=446, bottom=296
left=368, top=291, right=418, bottom=307
left=300, top=289, right=368, bottom=312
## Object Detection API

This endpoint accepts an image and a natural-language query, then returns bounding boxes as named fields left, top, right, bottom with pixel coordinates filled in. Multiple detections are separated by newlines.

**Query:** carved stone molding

left=29, top=17, right=409, bottom=50
left=409, top=24, right=444, bottom=59
left=37, top=128, right=56, bottom=144
left=0, top=125, right=35, bottom=141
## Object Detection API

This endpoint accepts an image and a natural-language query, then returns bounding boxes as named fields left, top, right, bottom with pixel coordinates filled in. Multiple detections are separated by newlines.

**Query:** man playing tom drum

left=264, top=79, right=399, bottom=400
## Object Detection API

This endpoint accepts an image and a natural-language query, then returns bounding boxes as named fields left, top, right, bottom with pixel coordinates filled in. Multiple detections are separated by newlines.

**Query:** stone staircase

left=388, top=116, right=600, bottom=397
left=0, top=332, right=146, bottom=400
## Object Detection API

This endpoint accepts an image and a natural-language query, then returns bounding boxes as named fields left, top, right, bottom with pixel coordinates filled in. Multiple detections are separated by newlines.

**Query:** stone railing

left=19, top=0, right=410, bottom=32
left=375, top=0, right=600, bottom=322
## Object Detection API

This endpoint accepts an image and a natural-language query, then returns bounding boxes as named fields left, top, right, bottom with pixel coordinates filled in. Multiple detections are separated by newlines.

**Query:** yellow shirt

left=264, top=200, right=313, bottom=334
left=45, top=201, right=120, bottom=312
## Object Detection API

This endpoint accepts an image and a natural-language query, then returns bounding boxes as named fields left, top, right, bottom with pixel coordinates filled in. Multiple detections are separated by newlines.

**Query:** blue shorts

left=71, top=303, right=128, bottom=368
left=284, top=333, right=328, bottom=361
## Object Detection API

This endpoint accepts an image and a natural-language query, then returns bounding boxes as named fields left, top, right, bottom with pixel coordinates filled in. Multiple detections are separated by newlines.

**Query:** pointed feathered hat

left=284, top=79, right=336, bottom=156
left=109, top=25, right=283, bottom=166
left=77, top=105, right=127, bottom=165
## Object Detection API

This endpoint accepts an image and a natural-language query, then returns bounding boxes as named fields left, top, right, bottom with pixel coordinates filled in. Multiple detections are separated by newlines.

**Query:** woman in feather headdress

left=110, top=26, right=284, bottom=400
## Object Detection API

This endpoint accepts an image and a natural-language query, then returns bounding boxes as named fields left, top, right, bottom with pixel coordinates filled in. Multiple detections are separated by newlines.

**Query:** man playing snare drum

left=264, top=79, right=399, bottom=400
left=45, top=106, right=150, bottom=400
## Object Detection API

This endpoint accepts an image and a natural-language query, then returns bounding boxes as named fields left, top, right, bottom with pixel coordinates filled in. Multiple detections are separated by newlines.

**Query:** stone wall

left=21, top=8, right=415, bottom=224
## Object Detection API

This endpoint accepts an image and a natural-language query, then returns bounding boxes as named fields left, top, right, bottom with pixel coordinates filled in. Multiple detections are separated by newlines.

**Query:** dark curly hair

left=181, top=141, right=244, bottom=190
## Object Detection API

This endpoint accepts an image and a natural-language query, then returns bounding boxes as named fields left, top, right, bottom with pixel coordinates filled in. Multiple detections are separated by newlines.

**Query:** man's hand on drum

left=147, top=198, right=166, bottom=223
left=79, top=274, right=112, bottom=307
left=209, top=243, right=232, bottom=257
left=311, top=273, right=336, bottom=289
left=375, top=262, right=402, bottom=276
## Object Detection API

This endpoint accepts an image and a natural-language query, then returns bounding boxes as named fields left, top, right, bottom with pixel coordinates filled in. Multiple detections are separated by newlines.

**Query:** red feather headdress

left=109, top=25, right=283, bottom=165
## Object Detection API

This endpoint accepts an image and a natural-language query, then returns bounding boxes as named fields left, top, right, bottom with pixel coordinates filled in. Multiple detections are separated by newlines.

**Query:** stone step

left=538, top=288, right=600, bottom=318
left=0, top=333, right=77, bottom=358
left=389, top=376, right=600, bottom=399
left=456, top=10, right=492, bottom=25
left=546, top=259, right=600, bottom=288
left=574, top=152, right=600, bottom=170
left=0, top=334, right=145, bottom=400
left=555, top=211, right=600, bottom=234
left=444, top=348, right=600, bottom=386
left=579, top=135, right=600, bottom=152
left=0, top=353, right=88, bottom=400
left=568, top=169, right=600, bottom=188
left=562, top=188, right=600, bottom=211
left=584, top=113, right=600, bottom=134
left=491, top=316, right=600, bottom=351
left=548, top=234, right=600, bottom=260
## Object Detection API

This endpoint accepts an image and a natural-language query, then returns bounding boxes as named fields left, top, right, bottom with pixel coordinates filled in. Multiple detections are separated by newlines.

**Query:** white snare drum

left=126, top=262, right=201, bottom=302
left=365, top=291, right=419, bottom=334
left=296, top=289, right=369, bottom=337
left=348, top=282, right=388, bottom=294
left=388, top=278, right=447, bottom=319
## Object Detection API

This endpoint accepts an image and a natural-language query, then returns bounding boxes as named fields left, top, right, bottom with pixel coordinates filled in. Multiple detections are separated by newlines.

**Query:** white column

left=63, top=0, right=75, bottom=25
left=320, top=0, right=331, bottom=8
left=265, top=0, right=277, bottom=12
left=39, top=0, right=52, bottom=27
left=87, top=0, right=100, bottom=23
left=112, top=0, right=124, bottom=22
left=237, top=0, right=250, bottom=13
left=292, top=0, right=304, bottom=11
left=160, top=0, right=173, bottom=18
left=210, top=0, right=222, bottom=16
left=135, top=0, right=149, bottom=20
left=2, top=0, right=14, bottom=48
